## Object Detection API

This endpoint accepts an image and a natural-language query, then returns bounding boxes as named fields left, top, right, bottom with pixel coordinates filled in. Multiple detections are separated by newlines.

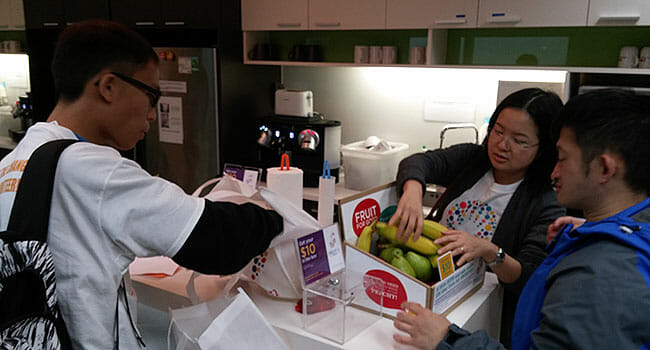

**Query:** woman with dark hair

left=389, top=88, right=566, bottom=346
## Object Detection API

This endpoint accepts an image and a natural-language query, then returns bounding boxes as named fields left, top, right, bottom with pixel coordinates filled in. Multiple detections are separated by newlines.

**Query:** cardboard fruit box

left=338, top=183, right=486, bottom=318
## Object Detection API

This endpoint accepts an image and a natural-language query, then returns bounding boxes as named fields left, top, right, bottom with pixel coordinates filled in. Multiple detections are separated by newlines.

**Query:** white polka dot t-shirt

left=439, top=170, right=522, bottom=241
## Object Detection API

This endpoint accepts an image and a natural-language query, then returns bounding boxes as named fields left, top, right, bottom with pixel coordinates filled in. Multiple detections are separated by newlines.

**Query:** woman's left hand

left=434, top=230, right=495, bottom=267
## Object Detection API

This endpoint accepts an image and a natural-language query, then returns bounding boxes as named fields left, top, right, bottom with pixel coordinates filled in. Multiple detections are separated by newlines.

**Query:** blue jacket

left=437, top=197, right=650, bottom=350
left=512, top=197, right=650, bottom=350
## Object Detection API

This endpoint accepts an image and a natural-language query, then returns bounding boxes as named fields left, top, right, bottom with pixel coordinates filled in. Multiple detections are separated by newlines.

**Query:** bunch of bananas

left=354, top=206, right=449, bottom=283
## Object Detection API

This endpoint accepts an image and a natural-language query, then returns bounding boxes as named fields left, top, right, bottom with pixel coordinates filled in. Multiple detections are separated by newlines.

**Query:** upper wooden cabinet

left=0, top=0, right=24, bottom=30
left=241, top=0, right=308, bottom=30
left=111, top=0, right=218, bottom=29
left=478, top=0, right=588, bottom=27
left=64, top=0, right=110, bottom=24
left=23, top=0, right=108, bottom=29
left=23, top=0, right=64, bottom=28
left=588, top=0, right=650, bottom=26
left=309, top=0, right=385, bottom=30
left=387, top=0, right=478, bottom=29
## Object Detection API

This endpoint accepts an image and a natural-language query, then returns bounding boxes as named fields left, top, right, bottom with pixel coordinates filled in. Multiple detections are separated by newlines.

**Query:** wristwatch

left=486, top=247, right=505, bottom=268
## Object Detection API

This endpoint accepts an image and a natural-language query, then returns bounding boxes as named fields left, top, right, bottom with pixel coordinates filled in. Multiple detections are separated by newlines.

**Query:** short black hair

left=482, top=88, right=564, bottom=189
left=554, top=88, right=650, bottom=196
left=51, top=19, right=159, bottom=103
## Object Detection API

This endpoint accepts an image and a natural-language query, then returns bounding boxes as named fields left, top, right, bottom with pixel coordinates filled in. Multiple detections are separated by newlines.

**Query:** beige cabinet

left=588, top=0, right=650, bottom=26
left=478, top=0, right=588, bottom=27
left=0, top=0, right=25, bottom=30
left=387, top=0, right=478, bottom=29
left=241, top=0, right=308, bottom=30
left=309, top=0, right=385, bottom=30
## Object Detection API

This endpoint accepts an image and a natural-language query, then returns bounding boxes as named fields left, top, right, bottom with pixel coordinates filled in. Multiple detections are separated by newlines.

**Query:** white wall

left=282, top=66, right=566, bottom=155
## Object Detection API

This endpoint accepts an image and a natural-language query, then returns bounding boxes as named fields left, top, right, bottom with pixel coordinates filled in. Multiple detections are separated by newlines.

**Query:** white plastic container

left=341, top=141, right=409, bottom=190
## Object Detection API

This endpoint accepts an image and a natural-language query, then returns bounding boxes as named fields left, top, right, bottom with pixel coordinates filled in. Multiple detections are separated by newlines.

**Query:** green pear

left=379, top=246, right=403, bottom=262
left=406, top=251, right=433, bottom=282
left=391, top=255, right=416, bottom=278
left=428, top=254, right=439, bottom=269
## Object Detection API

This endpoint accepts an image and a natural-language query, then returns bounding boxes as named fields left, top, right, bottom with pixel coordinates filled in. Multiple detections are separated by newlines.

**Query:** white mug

left=409, top=46, right=426, bottom=65
left=6, top=41, right=21, bottom=53
left=382, top=46, right=397, bottom=64
left=618, top=46, right=639, bottom=68
left=354, top=45, right=369, bottom=64
left=639, top=47, right=650, bottom=69
left=369, top=45, right=382, bottom=64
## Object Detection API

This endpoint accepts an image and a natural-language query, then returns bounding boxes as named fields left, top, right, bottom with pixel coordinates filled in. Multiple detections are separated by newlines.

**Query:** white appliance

left=274, top=89, right=313, bottom=117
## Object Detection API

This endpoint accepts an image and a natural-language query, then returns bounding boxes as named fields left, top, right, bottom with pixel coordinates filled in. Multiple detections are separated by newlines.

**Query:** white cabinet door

left=241, top=0, right=308, bottom=30
left=478, top=0, right=588, bottom=27
left=309, top=0, right=386, bottom=30
left=0, top=0, right=24, bottom=30
left=387, top=0, right=478, bottom=29
left=9, top=0, right=25, bottom=29
left=588, top=0, right=650, bottom=26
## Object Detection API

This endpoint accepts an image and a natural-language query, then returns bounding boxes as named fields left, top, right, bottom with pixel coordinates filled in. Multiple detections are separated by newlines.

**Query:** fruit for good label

left=365, top=269, right=407, bottom=309
left=352, top=198, right=380, bottom=237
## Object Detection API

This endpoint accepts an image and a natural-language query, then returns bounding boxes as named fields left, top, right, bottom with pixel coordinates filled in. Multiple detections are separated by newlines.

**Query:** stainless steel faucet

left=439, top=123, right=479, bottom=148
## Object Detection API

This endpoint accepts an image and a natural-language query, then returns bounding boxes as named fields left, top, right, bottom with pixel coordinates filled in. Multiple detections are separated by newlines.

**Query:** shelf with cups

left=243, top=29, right=432, bottom=67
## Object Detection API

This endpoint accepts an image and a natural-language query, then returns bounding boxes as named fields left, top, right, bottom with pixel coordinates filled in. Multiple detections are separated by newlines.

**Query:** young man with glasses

left=0, top=19, right=284, bottom=349
left=392, top=88, right=650, bottom=350
left=390, top=88, right=565, bottom=347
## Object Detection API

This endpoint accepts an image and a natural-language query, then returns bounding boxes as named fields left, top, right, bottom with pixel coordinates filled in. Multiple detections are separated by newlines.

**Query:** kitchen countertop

left=131, top=270, right=502, bottom=349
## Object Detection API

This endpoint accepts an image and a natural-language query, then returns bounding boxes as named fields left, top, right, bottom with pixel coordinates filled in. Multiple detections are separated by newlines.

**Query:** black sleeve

left=506, top=190, right=565, bottom=294
left=436, top=324, right=505, bottom=350
left=395, top=143, right=481, bottom=196
left=172, top=199, right=283, bottom=275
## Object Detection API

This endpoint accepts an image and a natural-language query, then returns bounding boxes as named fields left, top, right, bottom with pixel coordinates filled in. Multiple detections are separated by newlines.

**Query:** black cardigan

left=395, top=143, right=565, bottom=346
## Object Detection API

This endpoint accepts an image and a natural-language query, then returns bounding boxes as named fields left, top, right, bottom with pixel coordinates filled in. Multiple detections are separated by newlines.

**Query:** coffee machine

left=10, top=93, right=34, bottom=143
left=256, top=115, right=341, bottom=187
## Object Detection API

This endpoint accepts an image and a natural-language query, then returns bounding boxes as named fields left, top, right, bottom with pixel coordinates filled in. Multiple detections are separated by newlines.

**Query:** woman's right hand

left=547, top=216, right=586, bottom=243
left=389, top=180, right=424, bottom=242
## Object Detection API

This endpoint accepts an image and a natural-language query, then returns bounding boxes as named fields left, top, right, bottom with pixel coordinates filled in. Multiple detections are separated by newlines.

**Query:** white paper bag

left=168, top=288, right=287, bottom=350
left=197, top=288, right=288, bottom=350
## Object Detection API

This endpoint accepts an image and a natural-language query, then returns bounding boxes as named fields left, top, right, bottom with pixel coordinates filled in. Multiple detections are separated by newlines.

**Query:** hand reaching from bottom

left=393, top=301, right=450, bottom=350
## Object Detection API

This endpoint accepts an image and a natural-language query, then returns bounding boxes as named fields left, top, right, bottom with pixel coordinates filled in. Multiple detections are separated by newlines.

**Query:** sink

left=423, top=184, right=445, bottom=208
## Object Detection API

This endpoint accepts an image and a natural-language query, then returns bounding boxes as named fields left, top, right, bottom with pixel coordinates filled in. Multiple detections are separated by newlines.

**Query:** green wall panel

left=446, top=26, right=650, bottom=67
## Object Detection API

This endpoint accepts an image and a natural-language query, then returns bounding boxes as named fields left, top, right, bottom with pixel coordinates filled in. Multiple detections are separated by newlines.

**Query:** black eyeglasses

left=110, top=71, right=161, bottom=108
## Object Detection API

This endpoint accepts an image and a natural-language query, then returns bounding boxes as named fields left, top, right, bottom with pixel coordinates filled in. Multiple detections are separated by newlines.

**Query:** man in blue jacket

left=392, top=88, right=650, bottom=349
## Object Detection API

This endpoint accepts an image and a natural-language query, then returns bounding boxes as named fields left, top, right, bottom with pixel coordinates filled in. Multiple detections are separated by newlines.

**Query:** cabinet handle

left=276, top=23, right=302, bottom=28
left=314, top=22, right=341, bottom=27
left=135, top=21, right=155, bottom=26
left=487, top=14, right=521, bottom=24
left=164, top=21, right=185, bottom=26
left=435, top=18, right=467, bottom=25
left=0, top=25, right=9, bottom=28
left=43, top=22, right=60, bottom=27
left=596, top=15, right=640, bottom=23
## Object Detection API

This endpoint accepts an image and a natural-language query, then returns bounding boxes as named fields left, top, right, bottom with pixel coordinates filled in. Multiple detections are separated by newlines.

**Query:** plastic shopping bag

left=168, top=288, right=287, bottom=350
left=237, top=188, right=321, bottom=299
left=192, top=176, right=321, bottom=299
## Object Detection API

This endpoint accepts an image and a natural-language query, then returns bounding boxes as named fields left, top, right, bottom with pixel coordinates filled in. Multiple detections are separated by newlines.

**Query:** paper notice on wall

left=159, top=80, right=187, bottom=94
left=157, top=96, right=184, bottom=144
